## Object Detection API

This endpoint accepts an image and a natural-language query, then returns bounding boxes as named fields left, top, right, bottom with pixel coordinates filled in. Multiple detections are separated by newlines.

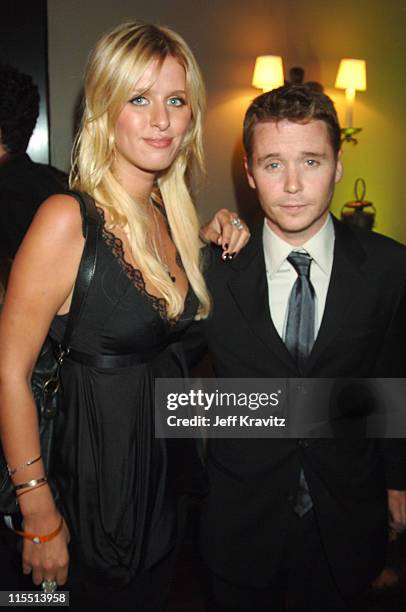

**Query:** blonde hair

left=70, top=21, right=210, bottom=319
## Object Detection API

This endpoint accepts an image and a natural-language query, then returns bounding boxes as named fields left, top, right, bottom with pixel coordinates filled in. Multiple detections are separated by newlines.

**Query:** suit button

left=287, top=494, right=294, bottom=502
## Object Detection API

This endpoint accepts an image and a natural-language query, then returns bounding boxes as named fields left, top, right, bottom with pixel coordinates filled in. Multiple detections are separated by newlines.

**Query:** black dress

left=49, top=206, right=199, bottom=605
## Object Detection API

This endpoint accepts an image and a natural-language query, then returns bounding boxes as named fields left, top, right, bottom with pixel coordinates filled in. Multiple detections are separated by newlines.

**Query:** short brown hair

left=0, top=64, right=39, bottom=153
left=243, top=84, right=341, bottom=163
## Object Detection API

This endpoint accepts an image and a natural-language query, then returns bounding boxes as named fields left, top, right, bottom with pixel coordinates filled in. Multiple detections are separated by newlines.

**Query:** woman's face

left=113, top=54, right=192, bottom=187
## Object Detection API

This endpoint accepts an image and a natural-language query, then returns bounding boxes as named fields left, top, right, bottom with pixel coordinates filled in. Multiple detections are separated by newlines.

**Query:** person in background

left=0, top=64, right=67, bottom=268
left=0, top=22, right=248, bottom=611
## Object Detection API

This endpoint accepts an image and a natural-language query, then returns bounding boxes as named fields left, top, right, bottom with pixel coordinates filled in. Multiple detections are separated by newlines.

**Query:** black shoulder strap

left=61, top=190, right=100, bottom=349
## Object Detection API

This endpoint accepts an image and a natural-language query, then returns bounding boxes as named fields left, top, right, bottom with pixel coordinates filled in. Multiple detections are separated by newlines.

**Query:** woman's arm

left=0, top=194, right=84, bottom=585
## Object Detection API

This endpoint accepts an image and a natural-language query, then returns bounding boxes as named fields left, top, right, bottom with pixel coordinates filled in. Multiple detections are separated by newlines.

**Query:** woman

left=0, top=21, right=248, bottom=611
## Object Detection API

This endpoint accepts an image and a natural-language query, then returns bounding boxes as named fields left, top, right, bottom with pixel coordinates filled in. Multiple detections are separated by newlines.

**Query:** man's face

left=245, top=119, right=342, bottom=245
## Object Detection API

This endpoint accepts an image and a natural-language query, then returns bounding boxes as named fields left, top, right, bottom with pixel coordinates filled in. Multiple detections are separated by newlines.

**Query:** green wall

left=48, top=0, right=406, bottom=242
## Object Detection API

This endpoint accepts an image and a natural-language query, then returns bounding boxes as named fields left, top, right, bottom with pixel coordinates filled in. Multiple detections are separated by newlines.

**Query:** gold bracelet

left=14, top=477, right=48, bottom=491
left=7, top=455, right=42, bottom=476
left=16, top=482, right=47, bottom=499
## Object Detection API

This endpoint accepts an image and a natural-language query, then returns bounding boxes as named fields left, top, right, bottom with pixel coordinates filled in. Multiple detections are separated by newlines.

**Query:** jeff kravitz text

left=166, top=415, right=286, bottom=428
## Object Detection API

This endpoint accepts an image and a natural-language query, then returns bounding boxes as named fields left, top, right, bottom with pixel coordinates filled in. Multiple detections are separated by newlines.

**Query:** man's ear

left=244, top=156, right=256, bottom=190
left=335, top=152, right=343, bottom=184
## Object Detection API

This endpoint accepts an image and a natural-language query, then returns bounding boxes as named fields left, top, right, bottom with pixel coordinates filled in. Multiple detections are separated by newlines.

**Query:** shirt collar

left=263, top=214, right=335, bottom=278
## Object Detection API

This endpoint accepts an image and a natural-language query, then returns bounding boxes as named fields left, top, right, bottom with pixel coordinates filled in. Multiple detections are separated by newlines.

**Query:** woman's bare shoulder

left=13, top=194, right=85, bottom=276
left=32, top=193, right=83, bottom=240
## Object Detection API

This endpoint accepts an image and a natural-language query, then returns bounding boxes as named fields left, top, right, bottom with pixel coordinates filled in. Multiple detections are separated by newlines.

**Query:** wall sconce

left=335, top=58, right=367, bottom=144
left=252, top=55, right=284, bottom=92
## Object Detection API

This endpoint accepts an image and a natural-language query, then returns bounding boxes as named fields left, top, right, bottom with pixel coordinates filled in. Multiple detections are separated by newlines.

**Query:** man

left=0, top=64, right=66, bottom=264
left=190, top=85, right=406, bottom=610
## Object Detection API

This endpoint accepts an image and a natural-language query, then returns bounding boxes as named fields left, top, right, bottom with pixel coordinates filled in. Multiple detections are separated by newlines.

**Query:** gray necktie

left=285, top=251, right=315, bottom=369
left=285, top=251, right=314, bottom=517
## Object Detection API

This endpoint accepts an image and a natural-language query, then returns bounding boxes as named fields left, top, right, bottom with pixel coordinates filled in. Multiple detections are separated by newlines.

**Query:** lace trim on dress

left=96, top=206, right=169, bottom=321
left=96, top=206, right=191, bottom=323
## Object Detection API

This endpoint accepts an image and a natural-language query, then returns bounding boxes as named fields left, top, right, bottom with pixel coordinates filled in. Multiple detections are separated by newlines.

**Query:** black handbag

left=0, top=190, right=100, bottom=515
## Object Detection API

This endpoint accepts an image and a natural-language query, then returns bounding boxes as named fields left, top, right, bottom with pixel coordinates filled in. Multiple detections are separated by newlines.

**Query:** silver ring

left=42, top=580, right=58, bottom=594
left=230, top=217, right=244, bottom=231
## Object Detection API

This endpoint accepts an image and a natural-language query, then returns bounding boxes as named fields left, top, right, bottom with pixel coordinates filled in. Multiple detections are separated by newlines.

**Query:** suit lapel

left=224, top=217, right=366, bottom=375
left=305, top=217, right=366, bottom=373
left=227, top=227, right=298, bottom=372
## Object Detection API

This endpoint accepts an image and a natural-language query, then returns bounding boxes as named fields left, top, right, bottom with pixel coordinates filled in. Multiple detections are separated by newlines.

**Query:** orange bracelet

left=13, top=516, right=63, bottom=544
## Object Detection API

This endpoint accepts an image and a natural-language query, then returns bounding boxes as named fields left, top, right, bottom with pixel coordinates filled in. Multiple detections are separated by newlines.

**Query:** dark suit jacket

left=186, top=216, right=406, bottom=596
left=0, top=153, right=67, bottom=261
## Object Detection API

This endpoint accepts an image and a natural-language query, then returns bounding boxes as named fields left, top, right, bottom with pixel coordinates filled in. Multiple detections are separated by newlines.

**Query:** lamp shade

left=252, top=55, right=284, bottom=91
left=335, top=59, right=367, bottom=91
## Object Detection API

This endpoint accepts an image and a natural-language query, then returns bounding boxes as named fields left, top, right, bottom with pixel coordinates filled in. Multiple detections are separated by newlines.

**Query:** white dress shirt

left=262, top=214, right=335, bottom=341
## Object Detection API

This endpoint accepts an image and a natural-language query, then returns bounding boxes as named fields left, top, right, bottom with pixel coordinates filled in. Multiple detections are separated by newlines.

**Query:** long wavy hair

left=70, top=21, right=210, bottom=319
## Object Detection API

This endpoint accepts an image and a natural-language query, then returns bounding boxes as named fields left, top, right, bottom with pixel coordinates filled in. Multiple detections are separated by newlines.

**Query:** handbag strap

left=60, top=190, right=100, bottom=350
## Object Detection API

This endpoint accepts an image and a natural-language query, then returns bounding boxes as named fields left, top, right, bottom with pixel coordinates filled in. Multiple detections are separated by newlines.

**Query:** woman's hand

left=22, top=510, right=70, bottom=587
left=199, top=209, right=250, bottom=259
